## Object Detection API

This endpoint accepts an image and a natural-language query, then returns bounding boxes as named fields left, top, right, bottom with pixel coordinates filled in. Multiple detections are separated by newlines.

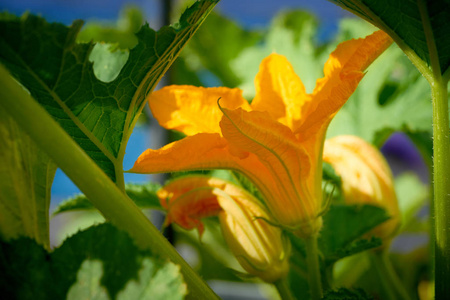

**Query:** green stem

left=374, top=251, right=412, bottom=300
left=416, top=0, right=450, bottom=297
left=0, top=64, right=218, bottom=300
left=304, top=234, right=323, bottom=300
left=431, top=77, right=450, bottom=298
left=274, top=277, right=296, bottom=300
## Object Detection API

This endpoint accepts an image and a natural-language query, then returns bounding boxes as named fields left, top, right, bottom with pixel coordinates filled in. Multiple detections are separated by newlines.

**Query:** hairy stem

left=430, top=77, right=450, bottom=298
left=0, top=64, right=218, bottom=300
left=304, top=234, right=323, bottom=300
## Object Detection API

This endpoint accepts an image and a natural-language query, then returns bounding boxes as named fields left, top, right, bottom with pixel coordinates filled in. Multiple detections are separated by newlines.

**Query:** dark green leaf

left=53, top=182, right=162, bottom=215
left=328, top=237, right=382, bottom=263
left=327, top=0, right=450, bottom=75
left=0, top=108, right=56, bottom=249
left=0, top=0, right=219, bottom=183
left=0, top=223, right=187, bottom=300
left=319, top=204, right=390, bottom=264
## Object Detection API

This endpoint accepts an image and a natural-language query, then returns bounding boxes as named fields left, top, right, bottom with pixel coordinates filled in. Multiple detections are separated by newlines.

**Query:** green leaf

left=327, top=0, right=450, bottom=76
left=179, top=12, right=261, bottom=87
left=0, top=0, right=219, bottom=184
left=319, top=204, right=390, bottom=264
left=0, top=107, right=56, bottom=249
left=323, top=287, right=373, bottom=300
left=52, top=182, right=163, bottom=215
left=0, top=223, right=187, bottom=300
left=77, top=6, right=144, bottom=49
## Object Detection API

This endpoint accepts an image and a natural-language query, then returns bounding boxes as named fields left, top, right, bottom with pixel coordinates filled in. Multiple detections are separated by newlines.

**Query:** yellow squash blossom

left=158, top=176, right=290, bottom=283
left=131, top=30, right=392, bottom=237
left=323, top=135, right=400, bottom=241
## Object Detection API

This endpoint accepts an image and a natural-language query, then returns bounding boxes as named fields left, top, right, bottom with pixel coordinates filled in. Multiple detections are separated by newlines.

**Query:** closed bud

left=323, top=135, right=400, bottom=241
left=158, top=176, right=290, bottom=282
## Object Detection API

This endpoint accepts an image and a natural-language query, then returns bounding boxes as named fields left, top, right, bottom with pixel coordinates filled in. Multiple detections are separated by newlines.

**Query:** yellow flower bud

left=216, top=188, right=290, bottom=282
left=323, top=135, right=400, bottom=241
left=158, top=176, right=290, bottom=282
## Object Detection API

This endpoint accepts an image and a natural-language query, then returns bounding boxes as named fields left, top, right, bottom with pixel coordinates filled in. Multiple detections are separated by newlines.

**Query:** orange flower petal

left=295, top=30, right=393, bottom=140
left=158, top=177, right=224, bottom=236
left=130, top=133, right=251, bottom=174
left=251, top=53, right=308, bottom=131
left=219, top=107, right=319, bottom=227
left=148, top=85, right=250, bottom=136
left=130, top=133, right=279, bottom=207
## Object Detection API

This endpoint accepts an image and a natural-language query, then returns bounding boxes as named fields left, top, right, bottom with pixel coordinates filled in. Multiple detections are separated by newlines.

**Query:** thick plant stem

left=0, top=65, right=218, bottom=300
left=274, top=277, right=296, bottom=300
left=304, top=234, right=323, bottom=300
left=431, top=77, right=450, bottom=299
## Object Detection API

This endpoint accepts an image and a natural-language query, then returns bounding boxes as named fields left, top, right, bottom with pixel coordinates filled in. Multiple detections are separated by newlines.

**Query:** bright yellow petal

left=295, top=30, right=393, bottom=140
left=219, top=106, right=321, bottom=228
left=148, top=85, right=250, bottom=136
left=251, top=53, right=307, bottom=131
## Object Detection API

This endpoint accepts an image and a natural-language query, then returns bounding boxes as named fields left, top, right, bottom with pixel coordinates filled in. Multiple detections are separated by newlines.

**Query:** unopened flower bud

left=323, top=135, right=400, bottom=241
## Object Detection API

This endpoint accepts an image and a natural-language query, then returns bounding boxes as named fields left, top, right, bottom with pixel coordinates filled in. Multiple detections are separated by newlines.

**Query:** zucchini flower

left=323, top=135, right=400, bottom=240
left=131, top=31, right=392, bottom=238
left=158, top=176, right=290, bottom=283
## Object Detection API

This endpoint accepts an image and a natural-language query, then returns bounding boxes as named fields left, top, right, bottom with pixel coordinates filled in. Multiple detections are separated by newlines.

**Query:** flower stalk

left=274, top=277, right=296, bottom=300
left=304, top=234, right=323, bottom=300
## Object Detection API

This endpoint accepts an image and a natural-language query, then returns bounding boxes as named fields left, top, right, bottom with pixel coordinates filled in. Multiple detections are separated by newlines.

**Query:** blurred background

left=0, top=1, right=432, bottom=299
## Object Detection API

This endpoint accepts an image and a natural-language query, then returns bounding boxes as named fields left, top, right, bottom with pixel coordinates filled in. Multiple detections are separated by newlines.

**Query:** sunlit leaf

left=0, top=0, right=219, bottom=183
left=77, top=6, right=144, bottom=49
left=0, top=108, right=56, bottom=249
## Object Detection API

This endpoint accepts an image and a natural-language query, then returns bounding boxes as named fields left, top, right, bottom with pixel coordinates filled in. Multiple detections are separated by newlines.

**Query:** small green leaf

left=0, top=108, right=56, bottom=249
left=1, top=223, right=187, bottom=300
left=327, top=0, right=450, bottom=76
left=53, top=182, right=162, bottom=215
left=319, top=204, right=390, bottom=263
